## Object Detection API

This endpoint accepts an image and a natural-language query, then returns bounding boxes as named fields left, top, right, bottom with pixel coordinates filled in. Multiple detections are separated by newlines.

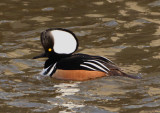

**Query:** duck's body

left=33, top=28, right=140, bottom=81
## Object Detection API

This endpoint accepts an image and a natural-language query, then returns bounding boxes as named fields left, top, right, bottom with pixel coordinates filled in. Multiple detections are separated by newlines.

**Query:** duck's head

left=33, top=28, right=78, bottom=59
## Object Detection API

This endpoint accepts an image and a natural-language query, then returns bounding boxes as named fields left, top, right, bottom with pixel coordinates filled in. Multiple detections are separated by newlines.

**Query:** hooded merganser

left=33, top=28, right=140, bottom=81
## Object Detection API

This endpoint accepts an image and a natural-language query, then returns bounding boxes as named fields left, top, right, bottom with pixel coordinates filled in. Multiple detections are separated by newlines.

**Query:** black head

left=33, top=28, right=79, bottom=59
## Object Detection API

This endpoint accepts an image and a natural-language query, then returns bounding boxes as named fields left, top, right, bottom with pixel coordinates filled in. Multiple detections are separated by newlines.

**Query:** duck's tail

left=120, top=71, right=141, bottom=79
left=109, top=69, right=141, bottom=79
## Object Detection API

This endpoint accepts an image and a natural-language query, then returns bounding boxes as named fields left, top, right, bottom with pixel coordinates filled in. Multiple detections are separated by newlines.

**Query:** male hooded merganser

left=33, top=28, right=140, bottom=81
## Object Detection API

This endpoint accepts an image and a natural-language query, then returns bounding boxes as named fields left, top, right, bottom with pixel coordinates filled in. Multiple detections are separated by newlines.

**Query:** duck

left=33, top=28, right=140, bottom=81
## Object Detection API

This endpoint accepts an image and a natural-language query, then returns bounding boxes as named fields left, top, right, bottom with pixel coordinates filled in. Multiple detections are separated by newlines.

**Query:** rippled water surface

left=0, top=0, right=160, bottom=113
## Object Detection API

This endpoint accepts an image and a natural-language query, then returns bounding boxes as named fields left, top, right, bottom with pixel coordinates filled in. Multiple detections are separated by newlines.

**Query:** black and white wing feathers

left=56, top=53, right=117, bottom=73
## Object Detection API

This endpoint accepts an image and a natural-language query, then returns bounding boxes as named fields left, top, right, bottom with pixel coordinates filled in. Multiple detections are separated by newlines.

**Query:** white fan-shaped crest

left=50, top=30, right=77, bottom=54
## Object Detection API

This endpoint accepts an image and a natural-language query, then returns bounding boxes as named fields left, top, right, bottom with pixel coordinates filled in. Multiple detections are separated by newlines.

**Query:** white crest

left=50, top=30, right=77, bottom=54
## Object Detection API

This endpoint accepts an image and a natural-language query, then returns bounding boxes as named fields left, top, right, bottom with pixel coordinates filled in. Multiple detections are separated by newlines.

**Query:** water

left=0, top=0, right=160, bottom=112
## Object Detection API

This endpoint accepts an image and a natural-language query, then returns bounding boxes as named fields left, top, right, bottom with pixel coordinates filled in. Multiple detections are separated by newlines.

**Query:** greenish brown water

left=0, top=0, right=160, bottom=113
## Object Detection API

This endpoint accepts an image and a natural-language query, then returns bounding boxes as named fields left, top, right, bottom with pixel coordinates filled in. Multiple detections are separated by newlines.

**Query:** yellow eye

left=48, top=48, right=52, bottom=52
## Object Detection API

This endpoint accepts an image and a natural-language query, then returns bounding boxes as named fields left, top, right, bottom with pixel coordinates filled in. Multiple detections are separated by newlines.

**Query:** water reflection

left=0, top=0, right=160, bottom=112
left=48, top=82, right=85, bottom=112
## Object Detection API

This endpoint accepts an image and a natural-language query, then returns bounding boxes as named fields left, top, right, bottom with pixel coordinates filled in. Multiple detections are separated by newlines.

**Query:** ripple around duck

left=41, top=7, right=54, bottom=11
left=148, top=0, right=160, bottom=7
left=6, top=99, right=54, bottom=112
